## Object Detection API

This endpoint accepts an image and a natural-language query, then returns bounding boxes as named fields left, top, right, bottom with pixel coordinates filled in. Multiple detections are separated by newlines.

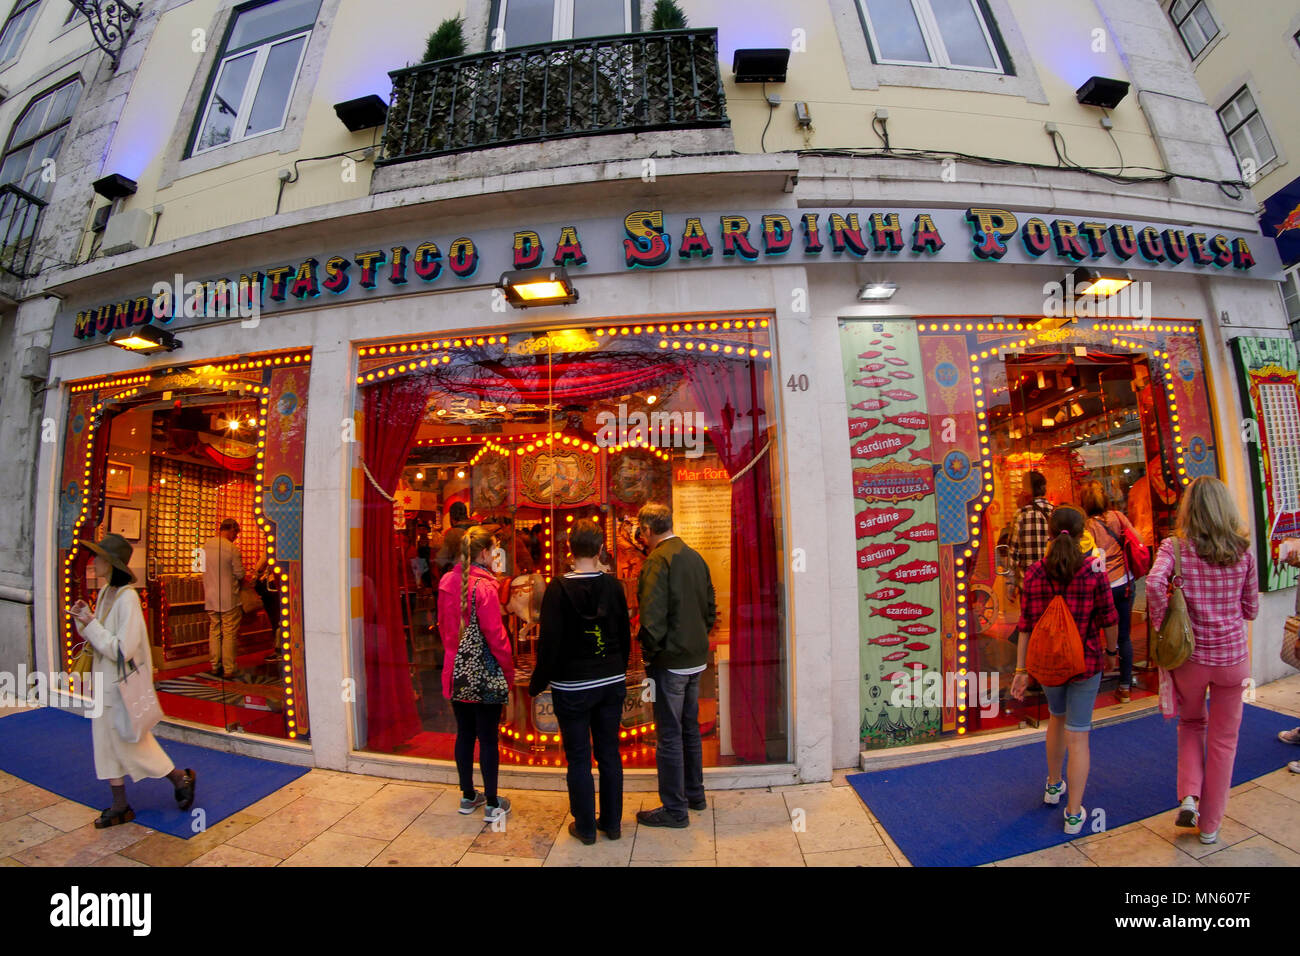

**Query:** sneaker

left=1175, top=795, right=1199, bottom=828
left=1116, top=686, right=1131, bottom=704
left=636, top=806, right=689, bottom=828
left=1064, top=806, right=1086, bottom=836
left=1198, top=828, right=1219, bottom=845
left=484, top=796, right=511, bottom=822
left=1289, top=760, right=1300, bottom=775
left=1279, top=728, right=1300, bottom=745
left=458, top=792, right=486, bottom=815
left=1043, top=779, right=1066, bottom=806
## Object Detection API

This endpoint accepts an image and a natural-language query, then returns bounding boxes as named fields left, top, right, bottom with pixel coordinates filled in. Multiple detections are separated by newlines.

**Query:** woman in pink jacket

left=438, top=526, right=515, bottom=821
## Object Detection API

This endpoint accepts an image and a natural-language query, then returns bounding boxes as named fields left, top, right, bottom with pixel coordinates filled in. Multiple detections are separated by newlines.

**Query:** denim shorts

left=1041, top=671, right=1103, bottom=732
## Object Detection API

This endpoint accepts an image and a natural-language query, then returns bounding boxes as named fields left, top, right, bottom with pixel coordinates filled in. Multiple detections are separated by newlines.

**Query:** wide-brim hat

left=80, top=533, right=137, bottom=584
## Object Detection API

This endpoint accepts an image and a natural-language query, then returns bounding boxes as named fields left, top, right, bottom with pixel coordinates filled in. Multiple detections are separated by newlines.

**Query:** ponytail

left=457, top=526, right=493, bottom=641
left=1044, top=505, right=1086, bottom=585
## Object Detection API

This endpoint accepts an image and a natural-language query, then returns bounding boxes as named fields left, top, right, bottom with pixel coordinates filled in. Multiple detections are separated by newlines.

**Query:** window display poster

left=672, top=454, right=731, bottom=640
left=1232, top=336, right=1300, bottom=591
left=840, top=320, right=942, bottom=749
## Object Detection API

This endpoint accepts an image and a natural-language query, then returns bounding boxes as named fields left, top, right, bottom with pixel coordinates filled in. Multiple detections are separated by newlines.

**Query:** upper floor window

left=1169, top=0, right=1218, bottom=59
left=0, top=0, right=40, bottom=65
left=857, top=0, right=1003, bottom=73
left=0, top=78, right=80, bottom=199
left=1283, top=266, right=1300, bottom=343
left=190, top=0, right=321, bottom=156
left=1217, top=86, right=1277, bottom=176
left=495, top=0, right=632, bottom=49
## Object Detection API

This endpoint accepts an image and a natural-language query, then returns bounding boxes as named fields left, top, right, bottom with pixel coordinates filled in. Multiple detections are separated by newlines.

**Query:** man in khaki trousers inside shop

left=205, top=518, right=247, bottom=679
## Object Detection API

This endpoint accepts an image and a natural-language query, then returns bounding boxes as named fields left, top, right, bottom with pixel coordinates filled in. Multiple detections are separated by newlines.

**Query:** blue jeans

left=1112, top=582, right=1134, bottom=688
left=647, top=666, right=705, bottom=817
left=1042, top=671, right=1103, bottom=732
left=551, top=681, right=625, bottom=838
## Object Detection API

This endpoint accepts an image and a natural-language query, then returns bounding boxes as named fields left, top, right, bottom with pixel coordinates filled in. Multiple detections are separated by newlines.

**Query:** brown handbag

left=1153, top=539, right=1195, bottom=670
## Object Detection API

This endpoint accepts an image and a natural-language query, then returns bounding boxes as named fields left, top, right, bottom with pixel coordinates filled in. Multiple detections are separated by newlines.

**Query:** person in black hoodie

left=529, top=519, right=631, bottom=844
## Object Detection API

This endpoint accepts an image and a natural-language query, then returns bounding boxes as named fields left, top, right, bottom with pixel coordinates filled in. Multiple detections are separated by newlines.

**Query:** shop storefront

left=33, top=196, right=1288, bottom=783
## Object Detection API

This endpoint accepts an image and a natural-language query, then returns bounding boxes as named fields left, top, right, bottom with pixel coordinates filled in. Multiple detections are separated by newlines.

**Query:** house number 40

left=787, top=374, right=810, bottom=392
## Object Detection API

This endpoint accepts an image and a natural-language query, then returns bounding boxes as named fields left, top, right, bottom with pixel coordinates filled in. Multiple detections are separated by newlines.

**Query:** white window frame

left=1168, top=0, right=1219, bottom=59
left=192, top=28, right=311, bottom=156
left=1217, top=84, right=1278, bottom=176
left=0, top=0, right=40, bottom=67
left=858, top=0, right=1004, bottom=74
left=496, top=0, right=632, bottom=47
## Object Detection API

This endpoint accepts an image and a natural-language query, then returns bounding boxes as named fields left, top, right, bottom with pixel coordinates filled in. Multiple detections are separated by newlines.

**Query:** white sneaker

left=1064, top=806, right=1086, bottom=835
left=1043, top=779, right=1066, bottom=805
left=1289, top=760, right=1300, bottom=775
left=1175, top=795, right=1198, bottom=828
left=1198, top=829, right=1219, bottom=845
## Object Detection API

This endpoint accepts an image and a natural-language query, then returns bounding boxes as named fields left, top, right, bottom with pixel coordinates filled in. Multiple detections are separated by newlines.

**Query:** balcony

left=377, top=28, right=730, bottom=168
left=0, top=183, right=46, bottom=279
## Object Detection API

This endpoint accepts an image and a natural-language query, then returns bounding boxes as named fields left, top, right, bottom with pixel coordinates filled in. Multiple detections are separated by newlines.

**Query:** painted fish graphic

left=880, top=388, right=919, bottom=402
left=853, top=398, right=889, bottom=411
left=882, top=344, right=897, bottom=350
left=898, top=623, right=936, bottom=636
left=882, top=671, right=908, bottom=683
left=889, top=370, right=915, bottom=380
left=907, top=446, right=932, bottom=461
left=1278, top=202, right=1300, bottom=234
left=852, top=432, right=917, bottom=461
left=883, top=412, right=929, bottom=430
left=869, top=601, right=934, bottom=621
left=881, top=332, right=894, bottom=338
left=848, top=417, right=880, bottom=437
left=903, top=642, right=930, bottom=652
left=881, top=651, right=909, bottom=662
left=860, top=362, right=887, bottom=372
left=877, top=559, right=941, bottom=584
left=867, top=634, right=908, bottom=647
left=855, top=376, right=892, bottom=389
left=856, top=506, right=916, bottom=537
left=858, top=350, right=882, bottom=359
left=902, top=661, right=927, bottom=671
left=858, top=542, right=910, bottom=570
left=893, top=522, right=939, bottom=543
left=864, top=586, right=907, bottom=601
left=883, top=356, right=908, bottom=366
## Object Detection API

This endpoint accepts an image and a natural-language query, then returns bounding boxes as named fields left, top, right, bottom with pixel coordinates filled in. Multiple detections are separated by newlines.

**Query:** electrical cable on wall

left=760, top=81, right=775, bottom=153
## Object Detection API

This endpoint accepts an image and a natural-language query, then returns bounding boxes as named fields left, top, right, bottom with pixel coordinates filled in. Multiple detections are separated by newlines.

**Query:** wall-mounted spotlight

left=1072, top=266, right=1132, bottom=297
left=858, top=281, right=897, bottom=301
left=732, top=48, right=789, bottom=83
left=1075, top=76, right=1129, bottom=109
left=92, top=173, right=138, bottom=201
left=497, top=268, right=579, bottom=308
left=107, top=325, right=182, bottom=355
left=333, top=95, right=389, bottom=132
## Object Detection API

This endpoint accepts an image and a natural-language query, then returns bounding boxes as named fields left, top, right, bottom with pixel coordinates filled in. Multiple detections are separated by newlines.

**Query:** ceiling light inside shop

left=858, top=281, right=897, bottom=300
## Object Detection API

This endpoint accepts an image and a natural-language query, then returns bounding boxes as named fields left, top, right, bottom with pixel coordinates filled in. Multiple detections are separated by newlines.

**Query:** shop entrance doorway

left=969, top=349, right=1174, bottom=729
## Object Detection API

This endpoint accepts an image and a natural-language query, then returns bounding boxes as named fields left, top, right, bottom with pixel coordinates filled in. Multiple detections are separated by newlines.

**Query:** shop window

left=493, top=0, right=633, bottom=49
left=189, top=0, right=321, bottom=156
left=1217, top=86, right=1277, bottom=176
left=857, top=0, right=1005, bottom=73
left=58, top=351, right=313, bottom=740
left=351, top=321, right=787, bottom=768
left=1168, top=0, right=1219, bottom=59
left=0, top=0, right=39, bottom=65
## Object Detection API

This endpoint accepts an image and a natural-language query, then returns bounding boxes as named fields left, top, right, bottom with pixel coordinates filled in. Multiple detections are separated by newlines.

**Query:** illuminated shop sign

left=57, top=206, right=1282, bottom=352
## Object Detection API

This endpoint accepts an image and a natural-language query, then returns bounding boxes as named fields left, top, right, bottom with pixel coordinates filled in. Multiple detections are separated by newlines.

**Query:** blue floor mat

left=847, top=704, right=1299, bottom=867
left=0, top=708, right=309, bottom=839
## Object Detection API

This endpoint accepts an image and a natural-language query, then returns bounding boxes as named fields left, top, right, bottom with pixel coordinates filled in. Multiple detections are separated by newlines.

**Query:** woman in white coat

left=70, top=533, right=196, bottom=827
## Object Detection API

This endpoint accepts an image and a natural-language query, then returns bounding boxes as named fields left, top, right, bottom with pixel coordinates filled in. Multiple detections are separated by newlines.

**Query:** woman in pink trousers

left=1146, top=477, right=1258, bottom=845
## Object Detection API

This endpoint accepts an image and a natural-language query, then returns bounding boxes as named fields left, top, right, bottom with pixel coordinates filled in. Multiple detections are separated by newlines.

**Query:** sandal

left=174, top=769, right=197, bottom=810
left=94, top=806, right=135, bottom=829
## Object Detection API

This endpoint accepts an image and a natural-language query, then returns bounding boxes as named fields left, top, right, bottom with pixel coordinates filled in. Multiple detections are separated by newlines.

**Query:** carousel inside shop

left=352, top=320, right=789, bottom=768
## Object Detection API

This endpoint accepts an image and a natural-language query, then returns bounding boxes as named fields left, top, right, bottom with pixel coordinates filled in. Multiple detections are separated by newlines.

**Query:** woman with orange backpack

left=1011, top=505, right=1119, bottom=835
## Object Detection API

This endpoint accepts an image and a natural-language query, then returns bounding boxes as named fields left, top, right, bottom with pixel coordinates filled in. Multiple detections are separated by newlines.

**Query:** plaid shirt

left=1017, top=561, right=1118, bottom=679
left=1146, top=537, right=1258, bottom=667
left=1009, top=498, right=1053, bottom=587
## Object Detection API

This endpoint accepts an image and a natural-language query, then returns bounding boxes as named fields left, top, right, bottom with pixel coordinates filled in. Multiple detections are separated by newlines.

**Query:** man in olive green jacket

left=635, top=502, right=717, bottom=828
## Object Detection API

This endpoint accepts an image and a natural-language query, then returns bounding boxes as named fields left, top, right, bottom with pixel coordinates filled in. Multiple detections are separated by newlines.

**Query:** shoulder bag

left=112, top=641, right=164, bottom=744
left=1152, top=539, right=1195, bottom=670
left=449, top=586, right=510, bottom=704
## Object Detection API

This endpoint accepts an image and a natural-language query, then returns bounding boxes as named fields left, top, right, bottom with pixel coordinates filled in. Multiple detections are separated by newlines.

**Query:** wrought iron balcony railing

left=379, top=28, right=730, bottom=165
left=0, top=183, right=46, bottom=279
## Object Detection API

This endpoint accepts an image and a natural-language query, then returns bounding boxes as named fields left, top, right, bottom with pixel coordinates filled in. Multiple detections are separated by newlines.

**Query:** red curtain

left=427, top=357, right=683, bottom=403
left=686, top=362, right=780, bottom=763
left=360, top=375, right=428, bottom=752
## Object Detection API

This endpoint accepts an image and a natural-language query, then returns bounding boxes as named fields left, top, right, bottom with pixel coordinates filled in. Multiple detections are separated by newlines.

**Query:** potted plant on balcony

left=384, top=16, right=471, bottom=159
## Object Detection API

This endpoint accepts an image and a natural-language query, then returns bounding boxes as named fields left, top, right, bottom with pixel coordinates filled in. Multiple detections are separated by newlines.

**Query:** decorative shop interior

left=59, top=350, right=312, bottom=740
left=352, top=319, right=788, bottom=768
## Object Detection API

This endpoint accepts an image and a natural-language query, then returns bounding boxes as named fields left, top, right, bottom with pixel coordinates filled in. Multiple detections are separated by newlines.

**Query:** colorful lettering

left=870, top=213, right=904, bottom=253
left=801, top=213, right=824, bottom=253
left=623, top=209, right=671, bottom=268
left=1050, top=220, right=1088, bottom=262
left=1020, top=218, right=1052, bottom=257
left=911, top=213, right=944, bottom=254
left=513, top=231, right=542, bottom=269
left=448, top=237, right=478, bottom=278
left=679, top=217, right=714, bottom=259
left=552, top=225, right=587, bottom=267
left=1162, top=229, right=1189, bottom=264
left=353, top=251, right=386, bottom=289
left=720, top=215, right=759, bottom=259
left=829, top=213, right=869, bottom=256
left=1078, top=221, right=1108, bottom=258
left=762, top=214, right=793, bottom=255
left=290, top=258, right=319, bottom=299
left=965, top=207, right=1017, bottom=260
left=265, top=265, right=294, bottom=301
left=388, top=246, right=409, bottom=284
left=322, top=256, right=351, bottom=293
left=1137, top=227, right=1165, bottom=262
left=1108, top=224, right=1137, bottom=260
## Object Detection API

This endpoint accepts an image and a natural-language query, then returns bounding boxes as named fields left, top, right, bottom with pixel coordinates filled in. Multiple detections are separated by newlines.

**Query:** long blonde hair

left=459, top=525, right=493, bottom=639
left=1176, top=476, right=1249, bottom=567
